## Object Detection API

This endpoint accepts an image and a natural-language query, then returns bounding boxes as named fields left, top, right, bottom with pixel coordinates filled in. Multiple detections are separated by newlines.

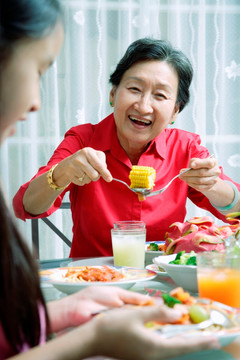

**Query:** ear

left=109, top=86, right=117, bottom=105
left=170, top=104, right=179, bottom=124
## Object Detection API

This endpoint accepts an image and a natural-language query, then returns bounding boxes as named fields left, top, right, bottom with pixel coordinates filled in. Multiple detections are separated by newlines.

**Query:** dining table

left=40, top=256, right=240, bottom=360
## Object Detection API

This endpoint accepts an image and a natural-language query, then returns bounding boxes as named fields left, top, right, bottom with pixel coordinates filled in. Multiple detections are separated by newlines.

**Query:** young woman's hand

left=89, top=304, right=220, bottom=360
left=47, top=286, right=154, bottom=332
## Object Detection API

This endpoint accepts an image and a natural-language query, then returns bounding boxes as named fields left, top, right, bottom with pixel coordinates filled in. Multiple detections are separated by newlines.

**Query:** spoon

left=112, top=154, right=214, bottom=198
left=159, top=308, right=231, bottom=338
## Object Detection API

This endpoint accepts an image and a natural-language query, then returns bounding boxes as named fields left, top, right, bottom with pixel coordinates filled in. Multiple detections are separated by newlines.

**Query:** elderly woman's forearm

left=23, top=173, right=61, bottom=215
left=202, top=179, right=240, bottom=214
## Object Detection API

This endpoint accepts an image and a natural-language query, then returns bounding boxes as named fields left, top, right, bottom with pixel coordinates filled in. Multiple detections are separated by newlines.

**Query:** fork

left=112, top=154, right=214, bottom=198
left=112, top=167, right=191, bottom=197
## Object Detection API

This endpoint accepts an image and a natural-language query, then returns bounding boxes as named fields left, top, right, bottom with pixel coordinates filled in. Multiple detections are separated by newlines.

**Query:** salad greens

left=169, top=251, right=197, bottom=266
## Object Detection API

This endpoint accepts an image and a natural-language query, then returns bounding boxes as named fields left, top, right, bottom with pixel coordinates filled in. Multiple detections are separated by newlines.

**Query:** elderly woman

left=13, top=38, right=240, bottom=258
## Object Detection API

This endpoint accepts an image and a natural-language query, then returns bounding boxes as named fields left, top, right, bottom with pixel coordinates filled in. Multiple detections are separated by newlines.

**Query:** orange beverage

left=197, top=251, right=240, bottom=308
left=198, top=268, right=240, bottom=308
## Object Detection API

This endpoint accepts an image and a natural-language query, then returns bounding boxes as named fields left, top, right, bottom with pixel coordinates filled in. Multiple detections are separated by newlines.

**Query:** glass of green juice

left=111, top=221, right=146, bottom=268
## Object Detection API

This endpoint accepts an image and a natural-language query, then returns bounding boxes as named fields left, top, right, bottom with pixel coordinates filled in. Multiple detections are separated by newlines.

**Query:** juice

left=111, top=232, right=145, bottom=268
left=198, top=268, right=240, bottom=308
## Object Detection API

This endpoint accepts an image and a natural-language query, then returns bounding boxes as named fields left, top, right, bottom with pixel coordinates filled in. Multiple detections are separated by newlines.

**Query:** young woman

left=0, top=0, right=219, bottom=358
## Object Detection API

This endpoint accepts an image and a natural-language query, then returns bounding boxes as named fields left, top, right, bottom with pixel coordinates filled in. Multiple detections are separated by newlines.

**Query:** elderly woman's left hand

left=179, top=156, right=221, bottom=192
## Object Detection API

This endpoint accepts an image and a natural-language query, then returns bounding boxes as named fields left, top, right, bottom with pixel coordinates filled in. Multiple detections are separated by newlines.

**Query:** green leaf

left=162, top=293, right=182, bottom=308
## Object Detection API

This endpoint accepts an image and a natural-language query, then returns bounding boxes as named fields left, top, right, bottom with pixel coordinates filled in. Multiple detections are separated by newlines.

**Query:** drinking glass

left=197, top=251, right=240, bottom=308
left=111, top=221, right=146, bottom=268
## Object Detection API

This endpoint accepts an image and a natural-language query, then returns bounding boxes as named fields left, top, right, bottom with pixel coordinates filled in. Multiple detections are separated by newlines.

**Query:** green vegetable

left=169, top=251, right=197, bottom=266
left=189, top=304, right=209, bottom=323
left=148, top=242, right=159, bottom=251
left=186, top=256, right=197, bottom=265
left=162, top=293, right=182, bottom=308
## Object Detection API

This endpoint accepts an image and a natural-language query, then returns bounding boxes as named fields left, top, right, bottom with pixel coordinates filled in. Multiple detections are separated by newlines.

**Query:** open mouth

left=129, top=116, right=152, bottom=127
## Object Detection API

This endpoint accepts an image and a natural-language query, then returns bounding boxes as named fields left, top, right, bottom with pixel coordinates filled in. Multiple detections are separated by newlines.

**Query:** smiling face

left=110, top=60, right=179, bottom=162
left=0, top=21, right=64, bottom=146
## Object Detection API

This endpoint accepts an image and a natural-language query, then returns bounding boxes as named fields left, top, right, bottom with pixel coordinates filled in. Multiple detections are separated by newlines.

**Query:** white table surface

left=40, top=257, right=240, bottom=360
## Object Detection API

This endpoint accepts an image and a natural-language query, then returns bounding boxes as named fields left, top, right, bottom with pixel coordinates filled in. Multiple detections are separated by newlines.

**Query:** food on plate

left=164, top=216, right=240, bottom=254
left=147, top=242, right=165, bottom=252
left=58, top=266, right=125, bottom=283
left=129, top=165, right=156, bottom=189
left=169, top=251, right=197, bottom=266
left=145, top=287, right=240, bottom=332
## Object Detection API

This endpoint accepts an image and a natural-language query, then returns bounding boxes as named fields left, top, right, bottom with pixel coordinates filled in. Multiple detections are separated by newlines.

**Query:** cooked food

left=147, top=242, right=165, bottom=251
left=129, top=165, right=156, bottom=189
left=146, top=287, right=240, bottom=332
left=61, top=266, right=125, bottom=283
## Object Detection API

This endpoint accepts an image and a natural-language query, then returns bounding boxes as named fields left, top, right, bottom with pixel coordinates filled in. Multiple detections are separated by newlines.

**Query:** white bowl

left=145, top=241, right=165, bottom=266
left=153, top=254, right=198, bottom=293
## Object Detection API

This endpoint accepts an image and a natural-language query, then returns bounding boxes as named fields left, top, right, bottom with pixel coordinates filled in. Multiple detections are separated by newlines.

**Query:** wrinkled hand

left=91, top=305, right=220, bottom=360
left=179, top=156, right=221, bottom=192
left=62, top=147, right=112, bottom=186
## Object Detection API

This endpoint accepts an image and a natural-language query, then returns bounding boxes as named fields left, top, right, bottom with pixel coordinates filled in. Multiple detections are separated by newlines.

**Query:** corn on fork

left=112, top=167, right=191, bottom=197
left=112, top=154, right=214, bottom=198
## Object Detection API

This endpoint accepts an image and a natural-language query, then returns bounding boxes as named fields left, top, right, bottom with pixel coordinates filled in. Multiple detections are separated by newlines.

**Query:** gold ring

left=78, top=174, right=85, bottom=182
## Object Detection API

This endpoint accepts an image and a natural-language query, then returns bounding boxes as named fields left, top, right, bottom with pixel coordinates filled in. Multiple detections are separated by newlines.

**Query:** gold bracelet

left=47, top=164, right=68, bottom=191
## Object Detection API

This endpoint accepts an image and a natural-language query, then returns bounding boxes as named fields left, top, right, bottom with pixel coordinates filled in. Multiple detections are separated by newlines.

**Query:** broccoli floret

left=169, top=250, right=197, bottom=265
left=186, top=256, right=197, bottom=265
left=148, top=242, right=159, bottom=251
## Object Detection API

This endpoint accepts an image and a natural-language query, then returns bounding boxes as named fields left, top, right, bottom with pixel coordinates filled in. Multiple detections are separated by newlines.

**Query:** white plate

left=146, top=264, right=169, bottom=277
left=40, top=265, right=157, bottom=294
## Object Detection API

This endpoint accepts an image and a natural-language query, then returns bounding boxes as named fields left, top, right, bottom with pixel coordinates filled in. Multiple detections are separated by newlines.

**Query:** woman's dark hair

left=0, top=190, right=49, bottom=353
left=0, top=0, right=63, bottom=64
left=0, top=0, right=62, bottom=353
left=109, top=38, right=193, bottom=113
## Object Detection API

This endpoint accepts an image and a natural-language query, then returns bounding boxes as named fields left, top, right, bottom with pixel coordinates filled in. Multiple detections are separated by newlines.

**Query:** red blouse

left=13, top=114, right=240, bottom=257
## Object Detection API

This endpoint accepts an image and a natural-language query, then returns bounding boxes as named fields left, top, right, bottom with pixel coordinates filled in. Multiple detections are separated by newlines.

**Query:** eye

left=155, top=93, right=166, bottom=99
left=128, top=87, right=141, bottom=93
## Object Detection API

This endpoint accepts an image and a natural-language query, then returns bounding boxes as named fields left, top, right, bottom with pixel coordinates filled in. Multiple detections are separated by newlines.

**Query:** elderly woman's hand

left=179, top=156, right=221, bottom=192
left=59, top=147, right=113, bottom=186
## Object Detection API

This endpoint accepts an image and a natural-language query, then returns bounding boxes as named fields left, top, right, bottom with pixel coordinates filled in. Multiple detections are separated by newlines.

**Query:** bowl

left=145, top=241, right=165, bottom=266
left=153, top=254, right=198, bottom=293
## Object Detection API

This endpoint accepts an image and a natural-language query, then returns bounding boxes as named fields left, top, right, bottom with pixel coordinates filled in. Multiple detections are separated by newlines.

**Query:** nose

left=134, top=94, right=153, bottom=113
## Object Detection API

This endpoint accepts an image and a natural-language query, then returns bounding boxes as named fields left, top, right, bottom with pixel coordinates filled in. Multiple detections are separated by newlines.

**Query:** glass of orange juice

left=197, top=251, right=240, bottom=308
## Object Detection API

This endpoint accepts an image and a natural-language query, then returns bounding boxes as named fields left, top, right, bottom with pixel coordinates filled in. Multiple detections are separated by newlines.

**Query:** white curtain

left=1, top=0, right=240, bottom=259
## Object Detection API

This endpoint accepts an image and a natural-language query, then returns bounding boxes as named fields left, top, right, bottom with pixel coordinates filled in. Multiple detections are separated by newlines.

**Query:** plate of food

left=40, top=265, right=157, bottom=294
left=146, top=264, right=169, bottom=277
left=145, top=241, right=165, bottom=265
left=144, top=287, right=240, bottom=347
